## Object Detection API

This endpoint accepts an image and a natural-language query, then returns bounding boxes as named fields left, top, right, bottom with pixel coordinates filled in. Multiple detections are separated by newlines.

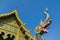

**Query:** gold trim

left=0, top=10, right=36, bottom=40
left=0, top=28, right=17, bottom=34
left=0, top=10, right=24, bottom=26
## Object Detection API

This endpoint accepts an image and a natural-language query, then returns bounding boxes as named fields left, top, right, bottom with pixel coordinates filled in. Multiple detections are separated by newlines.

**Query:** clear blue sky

left=0, top=0, right=60, bottom=40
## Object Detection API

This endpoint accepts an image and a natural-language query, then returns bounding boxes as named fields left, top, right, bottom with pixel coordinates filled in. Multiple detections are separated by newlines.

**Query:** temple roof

left=0, top=10, right=24, bottom=26
left=0, top=10, right=35, bottom=40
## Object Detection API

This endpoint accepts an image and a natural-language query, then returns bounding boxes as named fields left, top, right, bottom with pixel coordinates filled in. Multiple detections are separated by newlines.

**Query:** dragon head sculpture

left=35, top=8, right=51, bottom=35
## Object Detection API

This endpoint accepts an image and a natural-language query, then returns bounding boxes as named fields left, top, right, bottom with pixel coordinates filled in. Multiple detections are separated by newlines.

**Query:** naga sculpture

left=35, top=8, right=51, bottom=40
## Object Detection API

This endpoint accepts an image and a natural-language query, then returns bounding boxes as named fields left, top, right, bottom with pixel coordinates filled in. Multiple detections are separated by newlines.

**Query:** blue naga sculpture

left=35, top=8, right=51, bottom=40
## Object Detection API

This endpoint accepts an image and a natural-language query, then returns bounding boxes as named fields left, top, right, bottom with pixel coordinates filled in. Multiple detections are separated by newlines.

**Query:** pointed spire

left=40, top=20, right=43, bottom=25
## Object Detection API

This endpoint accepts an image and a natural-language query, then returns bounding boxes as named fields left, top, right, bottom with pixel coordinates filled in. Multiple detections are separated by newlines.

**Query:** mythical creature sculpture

left=35, top=8, right=51, bottom=40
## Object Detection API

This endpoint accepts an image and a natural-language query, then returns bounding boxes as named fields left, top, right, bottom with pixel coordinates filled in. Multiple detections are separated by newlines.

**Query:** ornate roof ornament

left=36, top=8, right=52, bottom=40
left=44, top=7, right=50, bottom=22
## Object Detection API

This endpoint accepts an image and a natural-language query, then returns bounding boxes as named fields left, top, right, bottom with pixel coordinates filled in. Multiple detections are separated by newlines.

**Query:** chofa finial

left=40, top=7, right=50, bottom=25
left=36, top=7, right=51, bottom=33
left=36, top=7, right=52, bottom=40
left=44, top=7, right=50, bottom=23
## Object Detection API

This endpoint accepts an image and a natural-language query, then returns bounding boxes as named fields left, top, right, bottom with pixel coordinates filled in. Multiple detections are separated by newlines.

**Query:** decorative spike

left=40, top=20, right=43, bottom=26
left=44, top=8, right=50, bottom=23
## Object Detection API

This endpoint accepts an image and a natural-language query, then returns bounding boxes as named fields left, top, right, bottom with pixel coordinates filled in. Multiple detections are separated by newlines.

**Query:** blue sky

left=0, top=0, right=60, bottom=40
